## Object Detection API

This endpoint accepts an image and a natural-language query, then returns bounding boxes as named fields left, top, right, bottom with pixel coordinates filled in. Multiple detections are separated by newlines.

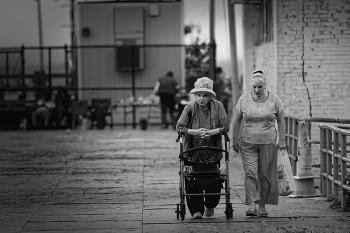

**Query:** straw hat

left=190, top=77, right=216, bottom=97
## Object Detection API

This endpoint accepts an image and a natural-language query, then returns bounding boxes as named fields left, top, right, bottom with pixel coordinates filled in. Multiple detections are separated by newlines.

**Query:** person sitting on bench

left=32, top=92, right=56, bottom=129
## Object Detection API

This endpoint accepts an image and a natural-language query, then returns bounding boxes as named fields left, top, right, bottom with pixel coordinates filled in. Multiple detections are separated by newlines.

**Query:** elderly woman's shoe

left=246, top=208, right=258, bottom=217
left=192, top=212, right=203, bottom=219
left=205, top=207, right=214, bottom=217
left=258, top=210, right=268, bottom=217
left=258, top=205, right=268, bottom=217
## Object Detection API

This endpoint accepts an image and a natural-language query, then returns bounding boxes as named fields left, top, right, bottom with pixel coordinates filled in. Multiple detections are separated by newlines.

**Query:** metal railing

left=319, top=124, right=350, bottom=211
left=284, top=116, right=350, bottom=176
left=0, top=43, right=214, bottom=130
left=284, top=116, right=299, bottom=175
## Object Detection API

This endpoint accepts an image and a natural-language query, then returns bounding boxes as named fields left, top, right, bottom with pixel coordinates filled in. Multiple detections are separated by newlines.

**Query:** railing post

left=326, top=129, right=333, bottom=197
left=340, top=134, right=347, bottom=211
left=287, top=118, right=293, bottom=170
left=48, top=47, right=52, bottom=94
left=333, top=131, right=339, bottom=198
left=64, top=44, right=69, bottom=87
left=289, top=120, right=320, bottom=197
left=21, top=46, right=25, bottom=91
left=284, top=116, right=298, bottom=176
left=292, top=118, right=298, bottom=175
left=5, top=51, right=9, bottom=86
left=320, top=127, right=327, bottom=196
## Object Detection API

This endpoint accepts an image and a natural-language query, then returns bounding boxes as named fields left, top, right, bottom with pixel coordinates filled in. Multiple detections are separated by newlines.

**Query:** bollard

left=289, top=121, right=320, bottom=197
left=139, top=117, right=148, bottom=130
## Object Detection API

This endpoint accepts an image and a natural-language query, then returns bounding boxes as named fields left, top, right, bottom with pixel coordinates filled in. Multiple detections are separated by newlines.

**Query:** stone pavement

left=0, top=128, right=349, bottom=233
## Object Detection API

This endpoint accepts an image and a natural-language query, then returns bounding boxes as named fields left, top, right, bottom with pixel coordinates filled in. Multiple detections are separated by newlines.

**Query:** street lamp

left=209, top=0, right=216, bottom=80
left=34, top=0, right=44, bottom=71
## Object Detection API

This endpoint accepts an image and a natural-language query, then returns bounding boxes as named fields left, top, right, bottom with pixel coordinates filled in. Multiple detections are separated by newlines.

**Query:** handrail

left=319, top=123, right=350, bottom=136
left=300, top=117, right=350, bottom=124
left=284, top=116, right=350, bottom=175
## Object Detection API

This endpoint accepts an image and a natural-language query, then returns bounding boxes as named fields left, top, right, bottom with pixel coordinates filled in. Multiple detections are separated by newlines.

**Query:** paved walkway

left=0, top=128, right=349, bottom=233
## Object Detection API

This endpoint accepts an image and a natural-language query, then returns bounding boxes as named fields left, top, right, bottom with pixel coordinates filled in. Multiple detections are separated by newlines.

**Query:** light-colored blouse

left=236, top=91, right=284, bottom=144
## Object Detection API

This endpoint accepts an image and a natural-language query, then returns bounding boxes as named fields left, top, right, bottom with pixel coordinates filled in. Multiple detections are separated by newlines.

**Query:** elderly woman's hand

left=232, top=139, right=239, bottom=153
left=278, top=140, right=287, bottom=150
left=198, top=128, right=221, bottom=139
left=198, top=128, right=209, bottom=138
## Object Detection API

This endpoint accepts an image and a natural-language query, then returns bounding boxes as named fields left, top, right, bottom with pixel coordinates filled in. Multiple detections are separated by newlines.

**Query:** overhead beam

left=230, top=0, right=263, bottom=4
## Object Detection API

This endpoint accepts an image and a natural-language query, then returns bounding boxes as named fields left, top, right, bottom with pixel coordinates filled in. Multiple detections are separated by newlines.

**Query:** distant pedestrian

left=232, top=70, right=286, bottom=217
left=213, top=67, right=231, bottom=114
left=153, top=71, right=180, bottom=129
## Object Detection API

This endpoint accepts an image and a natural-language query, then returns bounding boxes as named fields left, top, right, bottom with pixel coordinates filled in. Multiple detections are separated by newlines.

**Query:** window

left=114, top=7, right=145, bottom=70
left=257, top=0, right=273, bottom=45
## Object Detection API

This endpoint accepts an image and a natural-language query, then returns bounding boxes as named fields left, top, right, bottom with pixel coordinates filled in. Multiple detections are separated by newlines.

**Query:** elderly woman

left=176, top=77, right=229, bottom=219
left=232, top=70, right=286, bottom=217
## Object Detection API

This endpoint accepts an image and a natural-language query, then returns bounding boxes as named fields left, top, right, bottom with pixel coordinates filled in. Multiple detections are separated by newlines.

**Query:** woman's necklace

left=199, top=105, right=209, bottom=112
left=252, top=91, right=268, bottom=102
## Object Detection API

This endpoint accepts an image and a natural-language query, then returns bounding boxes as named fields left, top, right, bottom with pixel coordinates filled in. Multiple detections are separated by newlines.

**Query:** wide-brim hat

left=190, top=77, right=216, bottom=97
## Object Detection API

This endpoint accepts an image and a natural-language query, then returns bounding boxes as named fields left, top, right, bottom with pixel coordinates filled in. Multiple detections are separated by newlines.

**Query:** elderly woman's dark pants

left=185, top=178, right=222, bottom=215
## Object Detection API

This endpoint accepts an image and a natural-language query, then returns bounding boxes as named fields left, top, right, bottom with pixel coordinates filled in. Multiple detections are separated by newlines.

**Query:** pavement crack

left=19, top=175, right=64, bottom=233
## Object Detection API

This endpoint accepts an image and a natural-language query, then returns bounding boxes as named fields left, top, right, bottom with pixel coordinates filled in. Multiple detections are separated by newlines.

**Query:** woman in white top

left=232, top=70, right=286, bottom=217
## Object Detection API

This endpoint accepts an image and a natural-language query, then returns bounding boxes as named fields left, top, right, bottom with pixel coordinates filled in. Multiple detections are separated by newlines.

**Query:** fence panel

left=0, top=43, right=215, bottom=130
left=319, top=123, right=350, bottom=211
left=284, top=116, right=299, bottom=175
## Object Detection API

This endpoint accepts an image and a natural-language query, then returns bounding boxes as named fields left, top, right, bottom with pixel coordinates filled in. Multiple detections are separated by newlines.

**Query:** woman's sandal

left=246, top=209, right=258, bottom=217
left=258, top=211, right=268, bottom=217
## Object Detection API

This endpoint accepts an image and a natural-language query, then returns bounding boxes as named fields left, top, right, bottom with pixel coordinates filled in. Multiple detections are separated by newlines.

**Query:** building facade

left=77, top=1, right=185, bottom=103
left=241, top=0, right=350, bottom=119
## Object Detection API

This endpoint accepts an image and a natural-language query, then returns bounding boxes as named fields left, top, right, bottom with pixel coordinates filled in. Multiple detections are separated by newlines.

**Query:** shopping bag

left=277, top=148, right=296, bottom=196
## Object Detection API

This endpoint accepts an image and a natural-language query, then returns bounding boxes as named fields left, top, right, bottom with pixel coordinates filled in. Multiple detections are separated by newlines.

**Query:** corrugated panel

left=77, top=2, right=184, bottom=106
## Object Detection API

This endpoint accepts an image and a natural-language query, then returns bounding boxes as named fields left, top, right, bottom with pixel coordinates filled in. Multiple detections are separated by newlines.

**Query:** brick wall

left=274, top=0, right=350, bottom=119
left=255, top=42, right=278, bottom=95
left=242, top=0, right=350, bottom=163
left=247, top=0, right=350, bottom=163
left=247, top=0, right=350, bottom=118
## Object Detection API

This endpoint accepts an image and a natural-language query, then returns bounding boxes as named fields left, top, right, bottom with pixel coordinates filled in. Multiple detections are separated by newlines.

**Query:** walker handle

left=176, top=133, right=181, bottom=142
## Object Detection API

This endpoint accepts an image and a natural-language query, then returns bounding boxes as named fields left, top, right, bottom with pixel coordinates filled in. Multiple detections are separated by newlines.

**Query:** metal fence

left=284, top=117, right=350, bottom=174
left=319, top=124, right=350, bottom=211
left=284, top=116, right=350, bottom=201
left=284, top=115, right=299, bottom=175
left=0, top=43, right=214, bottom=130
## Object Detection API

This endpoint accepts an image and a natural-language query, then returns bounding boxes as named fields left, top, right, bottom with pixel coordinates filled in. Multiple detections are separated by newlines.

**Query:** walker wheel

left=225, top=203, right=233, bottom=220
left=180, top=204, right=186, bottom=220
left=176, top=204, right=180, bottom=219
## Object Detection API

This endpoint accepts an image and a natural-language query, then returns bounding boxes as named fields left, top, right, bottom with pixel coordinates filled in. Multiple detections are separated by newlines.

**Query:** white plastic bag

left=277, top=148, right=296, bottom=196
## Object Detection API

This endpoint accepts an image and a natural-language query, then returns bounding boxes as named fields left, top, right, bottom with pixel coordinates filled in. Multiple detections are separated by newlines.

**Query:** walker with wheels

left=175, top=133, right=234, bottom=220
